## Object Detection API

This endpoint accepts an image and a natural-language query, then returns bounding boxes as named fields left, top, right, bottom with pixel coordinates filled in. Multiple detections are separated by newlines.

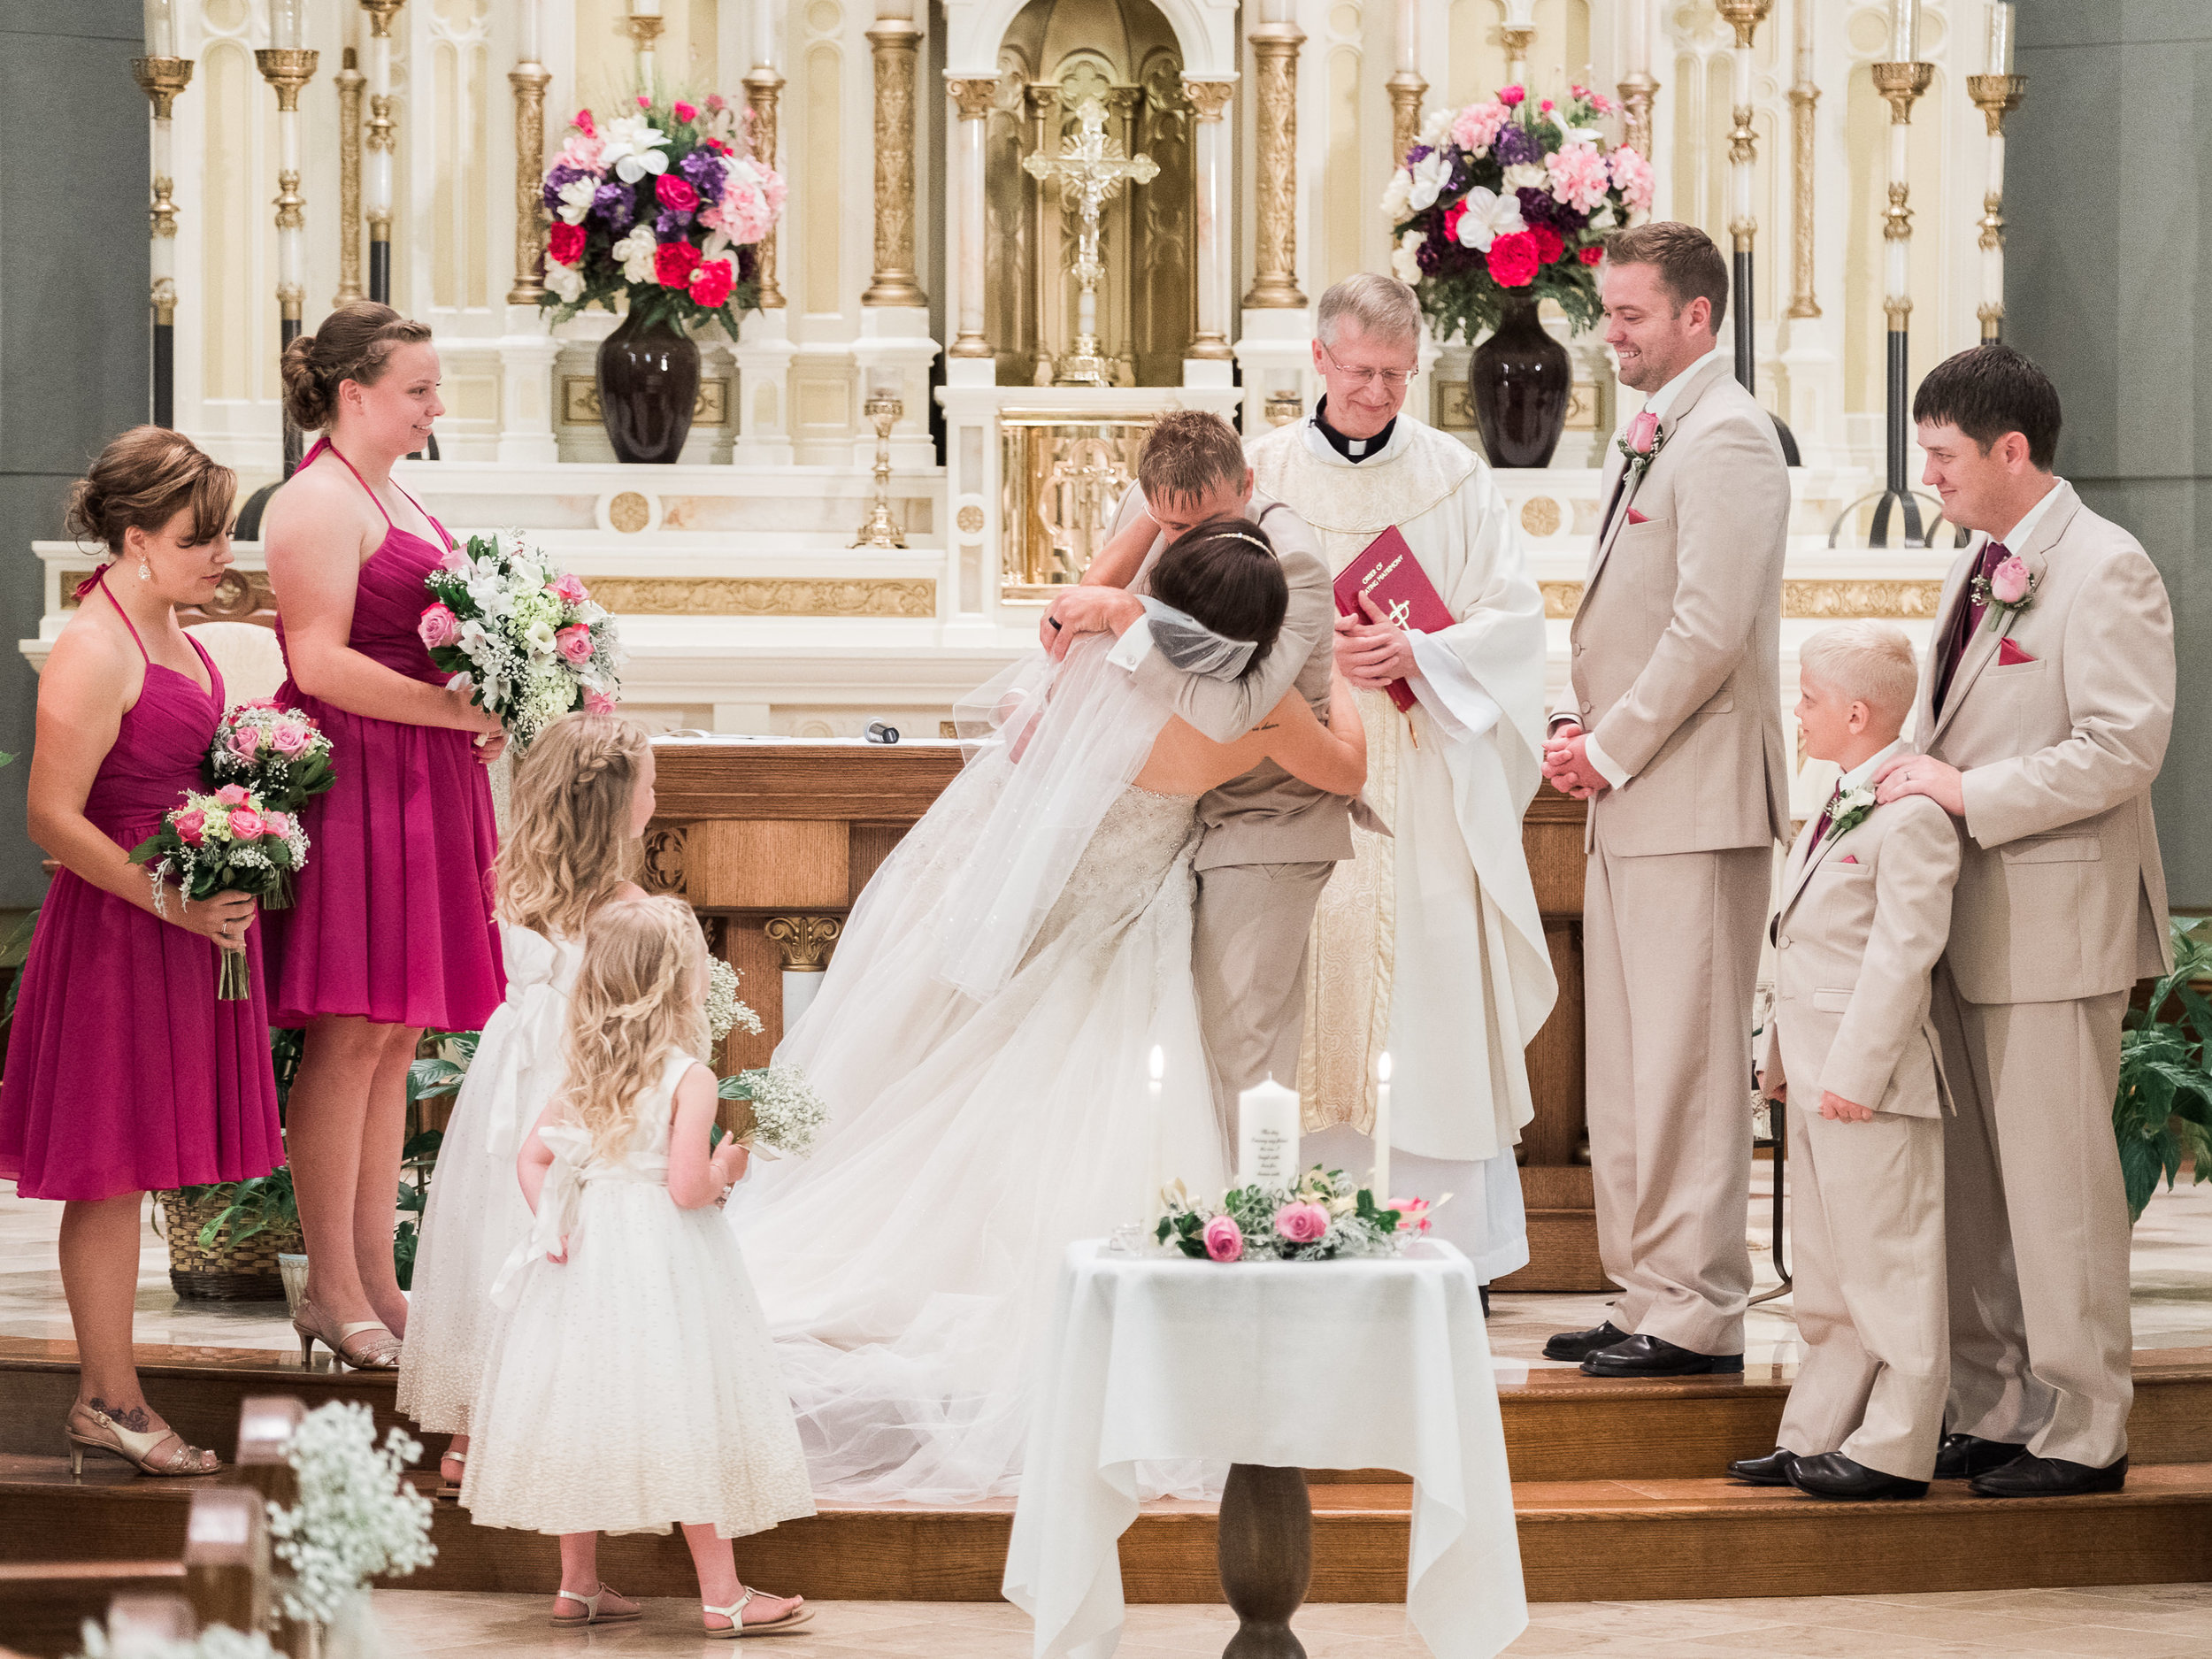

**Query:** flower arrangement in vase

left=1156, top=1165, right=1437, bottom=1263
left=539, top=91, right=787, bottom=463
left=1383, top=83, right=1653, bottom=466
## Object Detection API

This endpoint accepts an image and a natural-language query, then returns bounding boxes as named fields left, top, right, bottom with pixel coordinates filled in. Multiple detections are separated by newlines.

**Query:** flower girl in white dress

left=396, top=711, right=656, bottom=1493
left=461, top=895, right=816, bottom=1636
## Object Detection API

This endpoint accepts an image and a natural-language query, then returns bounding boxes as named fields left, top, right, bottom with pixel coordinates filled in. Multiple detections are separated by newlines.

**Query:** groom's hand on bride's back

left=1040, top=588, right=1145, bottom=659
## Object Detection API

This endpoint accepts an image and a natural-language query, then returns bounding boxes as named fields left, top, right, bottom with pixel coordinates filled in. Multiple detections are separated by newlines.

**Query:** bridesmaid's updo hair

left=495, top=710, right=653, bottom=941
left=279, top=300, right=434, bottom=431
left=1146, top=515, right=1289, bottom=677
left=64, top=426, right=235, bottom=557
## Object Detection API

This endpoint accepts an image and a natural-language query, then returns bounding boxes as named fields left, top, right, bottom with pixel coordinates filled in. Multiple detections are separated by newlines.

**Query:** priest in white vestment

left=1254, top=275, right=1555, bottom=1283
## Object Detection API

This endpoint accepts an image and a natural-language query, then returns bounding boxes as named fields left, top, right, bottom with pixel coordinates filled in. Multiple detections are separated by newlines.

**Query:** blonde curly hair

left=559, top=895, right=709, bottom=1162
left=495, top=710, right=651, bottom=941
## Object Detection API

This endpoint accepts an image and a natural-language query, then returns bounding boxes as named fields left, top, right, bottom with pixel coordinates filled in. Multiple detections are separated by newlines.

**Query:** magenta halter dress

left=0, top=580, right=283, bottom=1202
left=263, top=437, right=503, bottom=1032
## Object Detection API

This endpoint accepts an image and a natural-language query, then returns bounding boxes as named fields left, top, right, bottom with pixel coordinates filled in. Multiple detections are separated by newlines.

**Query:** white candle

left=1143, top=1045, right=1164, bottom=1220
left=519, top=0, right=541, bottom=63
left=144, top=0, right=176, bottom=58
left=1985, top=3, right=2014, bottom=74
left=1626, top=0, right=1648, bottom=78
left=630, top=0, right=662, bottom=15
left=269, top=0, right=304, bottom=49
left=1238, top=1076, right=1301, bottom=1189
left=1888, top=0, right=1920, bottom=64
left=1394, top=0, right=1417, bottom=76
left=1373, top=1051, right=1394, bottom=1202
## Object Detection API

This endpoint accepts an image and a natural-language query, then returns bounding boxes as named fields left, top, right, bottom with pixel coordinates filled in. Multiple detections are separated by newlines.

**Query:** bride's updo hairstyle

left=64, top=426, right=234, bottom=558
left=495, top=710, right=653, bottom=941
left=1145, top=515, right=1289, bottom=676
left=560, top=895, right=710, bottom=1162
left=279, top=300, right=433, bottom=432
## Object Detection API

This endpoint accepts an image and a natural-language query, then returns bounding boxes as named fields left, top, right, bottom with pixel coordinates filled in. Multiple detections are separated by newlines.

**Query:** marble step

left=5, top=1340, right=2208, bottom=1486
left=4, top=1455, right=2209, bottom=1604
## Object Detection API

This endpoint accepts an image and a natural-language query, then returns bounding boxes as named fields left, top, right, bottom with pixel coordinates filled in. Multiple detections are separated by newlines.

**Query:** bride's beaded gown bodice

left=1025, top=787, right=1198, bottom=961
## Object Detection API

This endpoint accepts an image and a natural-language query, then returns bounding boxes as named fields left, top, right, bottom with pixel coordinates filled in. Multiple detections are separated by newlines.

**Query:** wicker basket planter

left=153, top=1187, right=303, bottom=1302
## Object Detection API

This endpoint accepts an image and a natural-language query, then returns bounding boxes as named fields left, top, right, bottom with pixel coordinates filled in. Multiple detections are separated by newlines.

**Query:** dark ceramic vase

left=595, top=313, right=699, bottom=464
left=1469, top=295, right=1572, bottom=468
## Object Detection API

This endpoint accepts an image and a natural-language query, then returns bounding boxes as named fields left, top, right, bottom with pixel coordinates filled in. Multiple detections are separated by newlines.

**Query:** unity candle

left=1238, top=1077, right=1301, bottom=1188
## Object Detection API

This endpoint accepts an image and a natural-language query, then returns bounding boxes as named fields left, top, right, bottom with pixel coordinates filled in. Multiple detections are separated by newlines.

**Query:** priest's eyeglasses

left=1318, top=343, right=1418, bottom=391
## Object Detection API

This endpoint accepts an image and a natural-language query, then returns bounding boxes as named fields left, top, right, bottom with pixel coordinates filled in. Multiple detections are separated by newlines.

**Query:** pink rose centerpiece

left=1157, top=1166, right=1432, bottom=1262
left=1383, top=81, right=1647, bottom=345
left=129, top=786, right=311, bottom=999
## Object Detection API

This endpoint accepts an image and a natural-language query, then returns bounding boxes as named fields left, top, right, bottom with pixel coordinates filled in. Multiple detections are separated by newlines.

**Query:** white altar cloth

left=1002, top=1240, right=1526, bottom=1659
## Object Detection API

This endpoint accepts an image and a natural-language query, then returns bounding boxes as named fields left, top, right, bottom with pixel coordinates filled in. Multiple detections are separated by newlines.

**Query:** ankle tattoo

left=88, top=1397, right=157, bottom=1433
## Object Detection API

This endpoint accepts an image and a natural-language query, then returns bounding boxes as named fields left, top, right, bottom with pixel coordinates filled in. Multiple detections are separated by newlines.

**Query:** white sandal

left=435, top=1447, right=465, bottom=1499
left=549, top=1585, right=641, bottom=1628
left=703, top=1588, right=811, bottom=1638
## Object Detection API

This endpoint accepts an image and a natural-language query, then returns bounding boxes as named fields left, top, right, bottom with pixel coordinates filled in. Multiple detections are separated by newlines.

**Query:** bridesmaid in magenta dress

left=262, top=303, right=506, bottom=1371
left=0, top=427, right=280, bottom=1475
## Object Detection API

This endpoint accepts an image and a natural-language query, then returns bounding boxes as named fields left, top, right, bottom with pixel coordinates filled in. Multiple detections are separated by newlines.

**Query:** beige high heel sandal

left=703, top=1588, right=811, bottom=1638
left=291, top=1295, right=403, bottom=1371
left=65, top=1402, right=220, bottom=1479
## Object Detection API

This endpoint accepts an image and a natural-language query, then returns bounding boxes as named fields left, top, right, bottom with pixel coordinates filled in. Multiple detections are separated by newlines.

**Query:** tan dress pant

left=1932, top=964, right=2133, bottom=1466
left=1778, top=1102, right=1949, bottom=1480
left=1583, top=841, right=1768, bottom=1356
left=1192, top=861, right=1337, bottom=1132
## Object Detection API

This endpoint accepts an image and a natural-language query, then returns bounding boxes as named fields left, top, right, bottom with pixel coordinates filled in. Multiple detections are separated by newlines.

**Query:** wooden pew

left=646, top=740, right=1603, bottom=1288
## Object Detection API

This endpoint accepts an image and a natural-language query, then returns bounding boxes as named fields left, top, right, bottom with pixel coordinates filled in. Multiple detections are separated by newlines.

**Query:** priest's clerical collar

left=1313, top=397, right=1396, bottom=464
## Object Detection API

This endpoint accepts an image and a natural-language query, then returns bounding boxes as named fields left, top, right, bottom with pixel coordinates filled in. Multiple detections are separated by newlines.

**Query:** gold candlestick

left=853, top=395, right=906, bottom=548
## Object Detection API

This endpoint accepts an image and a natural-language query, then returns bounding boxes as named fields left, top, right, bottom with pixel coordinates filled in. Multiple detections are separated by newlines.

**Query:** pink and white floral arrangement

left=539, top=91, right=787, bottom=331
left=1382, top=82, right=1653, bottom=343
left=129, top=785, right=311, bottom=999
left=202, top=703, right=334, bottom=909
left=420, top=532, right=624, bottom=749
left=1156, top=1165, right=1437, bottom=1263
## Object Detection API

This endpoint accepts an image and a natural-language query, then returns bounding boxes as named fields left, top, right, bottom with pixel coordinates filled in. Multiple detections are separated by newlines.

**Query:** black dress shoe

left=1579, top=1333, right=1745, bottom=1377
left=1725, top=1448, right=1798, bottom=1486
left=1934, top=1432, right=2028, bottom=1479
left=1541, top=1320, right=1627, bottom=1362
left=1480, top=1285, right=1492, bottom=1318
left=1787, top=1452, right=1928, bottom=1501
left=1970, top=1452, right=2127, bottom=1498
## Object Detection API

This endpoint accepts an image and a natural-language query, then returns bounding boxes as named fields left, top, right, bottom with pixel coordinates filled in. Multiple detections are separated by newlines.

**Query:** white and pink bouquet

left=538, top=90, right=785, bottom=331
left=420, top=531, right=624, bottom=749
left=128, top=785, right=310, bottom=999
left=1383, top=81, right=1652, bottom=343
left=1155, top=1165, right=1435, bottom=1263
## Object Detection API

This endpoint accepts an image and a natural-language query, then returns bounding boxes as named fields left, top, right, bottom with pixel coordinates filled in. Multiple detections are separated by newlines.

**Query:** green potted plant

left=2114, top=916, right=2212, bottom=1220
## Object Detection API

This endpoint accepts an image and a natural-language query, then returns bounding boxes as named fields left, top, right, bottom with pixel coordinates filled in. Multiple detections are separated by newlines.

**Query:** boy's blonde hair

left=1799, top=620, right=1919, bottom=730
left=495, top=711, right=652, bottom=940
left=558, top=895, right=708, bottom=1162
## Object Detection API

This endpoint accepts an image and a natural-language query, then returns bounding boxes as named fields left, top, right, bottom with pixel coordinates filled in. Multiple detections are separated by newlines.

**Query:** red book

left=1332, top=526, right=1453, bottom=713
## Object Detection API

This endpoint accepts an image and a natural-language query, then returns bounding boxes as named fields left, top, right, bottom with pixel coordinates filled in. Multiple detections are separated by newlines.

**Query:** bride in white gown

left=728, top=518, right=1367, bottom=1503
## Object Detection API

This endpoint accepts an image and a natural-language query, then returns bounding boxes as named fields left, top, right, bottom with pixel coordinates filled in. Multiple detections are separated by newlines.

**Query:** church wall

left=2007, top=0, right=2212, bottom=909
left=0, top=1, right=152, bottom=907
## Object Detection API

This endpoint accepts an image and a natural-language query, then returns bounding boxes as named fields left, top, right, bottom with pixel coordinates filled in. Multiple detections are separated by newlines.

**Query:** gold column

left=1967, top=73, right=2027, bottom=342
left=509, top=55, right=553, bottom=304
left=1617, top=70, right=1657, bottom=168
left=334, top=48, right=365, bottom=304
left=1500, top=24, right=1534, bottom=88
left=1243, top=20, right=1306, bottom=311
left=765, top=915, right=842, bottom=969
left=744, top=68, right=787, bottom=308
left=626, top=11, right=665, bottom=87
left=1786, top=73, right=1818, bottom=316
left=862, top=15, right=928, bottom=307
left=1386, top=72, right=1425, bottom=173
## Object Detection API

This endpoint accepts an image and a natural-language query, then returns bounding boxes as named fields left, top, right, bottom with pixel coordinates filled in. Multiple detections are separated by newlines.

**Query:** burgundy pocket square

left=1626, top=507, right=1649, bottom=525
left=1998, top=637, right=2036, bottom=666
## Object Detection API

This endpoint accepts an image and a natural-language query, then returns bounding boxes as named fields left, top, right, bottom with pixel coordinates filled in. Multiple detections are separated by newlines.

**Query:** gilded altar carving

left=743, top=68, right=786, bottom=308
left=1244, top=22, right=1305, bottom=309
left=1000, top=417, right=1155, bottom=600
left=864, top=19, right=927, bottom=307
left=508, top=59, right=553, bottom=306
left=766, top=914, right=843, bottom=971
left=576, top=577, right=939, bottom=618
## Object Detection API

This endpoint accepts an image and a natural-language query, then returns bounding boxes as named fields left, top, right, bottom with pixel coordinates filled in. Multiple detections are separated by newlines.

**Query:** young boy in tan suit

left=1732, top=622, right=1962, bottom=1501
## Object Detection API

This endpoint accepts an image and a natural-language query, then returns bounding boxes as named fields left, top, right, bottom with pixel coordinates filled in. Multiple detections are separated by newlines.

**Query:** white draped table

left=1003, top=1240, right=1526, bottom=1659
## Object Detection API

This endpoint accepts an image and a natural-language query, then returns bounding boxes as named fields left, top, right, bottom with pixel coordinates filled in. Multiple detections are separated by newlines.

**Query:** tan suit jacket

left=1761, top=794, right=1961, bottom=1117
left=1913, top=480, right=2174, bottom=1004
left=1557, top=357, right=1791, bottom=856
left=1114, top=488, right=1353, bottom=871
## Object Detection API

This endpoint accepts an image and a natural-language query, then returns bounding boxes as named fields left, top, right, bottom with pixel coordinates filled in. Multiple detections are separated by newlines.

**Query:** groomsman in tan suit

left=1540, top=222, right=1792, bottom=1377
left=1876, top=344, right=2173, bottom=1497
left=1729, top=623, right=1959, bottom=1501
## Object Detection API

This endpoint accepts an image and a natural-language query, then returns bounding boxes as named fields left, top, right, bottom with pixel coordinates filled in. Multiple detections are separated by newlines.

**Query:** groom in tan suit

left=1876, top=344, right=2173, bottom=1497
left=1540, top=222, right=1791, bottom=1376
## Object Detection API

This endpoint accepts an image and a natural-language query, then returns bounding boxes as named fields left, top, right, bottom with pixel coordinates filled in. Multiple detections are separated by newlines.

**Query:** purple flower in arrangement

left=1417, top=230, right=1447, bottom=273
left=541, top=161, right=589, bottom=211
left=654, top=208, right=693, bottom=239
left=1493, top=123, right=1543, bottom=168
left=592, top=180, right=636, bottom=230
left=678, top=148, right=727, bottom=201
left=1405, top=142, right=1433, bottom=166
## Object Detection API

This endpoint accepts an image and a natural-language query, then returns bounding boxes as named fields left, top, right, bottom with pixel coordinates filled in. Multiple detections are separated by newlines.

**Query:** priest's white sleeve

left=1407, top=633, right=1502, bottom=747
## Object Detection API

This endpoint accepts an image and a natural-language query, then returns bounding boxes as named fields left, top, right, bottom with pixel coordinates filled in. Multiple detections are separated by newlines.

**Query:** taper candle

left=1373, top=1050, right=1394, bottom=1202
left=269, top=0, right=304, bottom=50
left=1985, top=3, right=2014, bottom=75
left=1888, top=0, right=1920, bottom=64
left=1143, top=1045, right=1164, bottom=1219
left=144, top=0, right=176, bottom=57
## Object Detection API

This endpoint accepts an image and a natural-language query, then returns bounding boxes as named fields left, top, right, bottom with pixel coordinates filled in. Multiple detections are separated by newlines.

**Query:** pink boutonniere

left=1970, top=553, right=2038, bottom=624
left=1616, top=408, right=1667, bottom=485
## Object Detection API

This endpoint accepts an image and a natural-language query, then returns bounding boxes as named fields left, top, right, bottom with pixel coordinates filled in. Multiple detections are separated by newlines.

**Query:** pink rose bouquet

left=202, top=703, right=334, bottom=908
left=129, top=786, right=310, bottom=999
left=1157, top=1165, right=1432, bottom=1263
left=421, top=529, right=625, bottom=748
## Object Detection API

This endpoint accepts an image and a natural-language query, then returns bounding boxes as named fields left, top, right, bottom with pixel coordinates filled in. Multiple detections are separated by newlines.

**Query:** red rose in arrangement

left=672, top=100, right=699, bottom=123
left=1578, top=244, right=1604, bottom=265
left=654, top=240, right=702, bottom=288
left=1485, top=230, right=1540, bottom=288
left=1531, top=225, right=1564, bottom=265
left=1442, top=201, right=1467, bottom=246
left=548, top=222, right=587, bottom=265
left=689, top=257, right=736, bottom=310
left=656, top=173, right=700, bottom=212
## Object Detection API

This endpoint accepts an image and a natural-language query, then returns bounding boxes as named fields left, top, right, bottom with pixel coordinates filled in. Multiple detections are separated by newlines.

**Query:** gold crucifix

left=1023, top=96, right=1158, bottom=387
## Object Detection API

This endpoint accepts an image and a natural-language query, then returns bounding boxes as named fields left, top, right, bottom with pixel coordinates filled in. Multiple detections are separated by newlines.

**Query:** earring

left=137, top=557, right=153, bottom=581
